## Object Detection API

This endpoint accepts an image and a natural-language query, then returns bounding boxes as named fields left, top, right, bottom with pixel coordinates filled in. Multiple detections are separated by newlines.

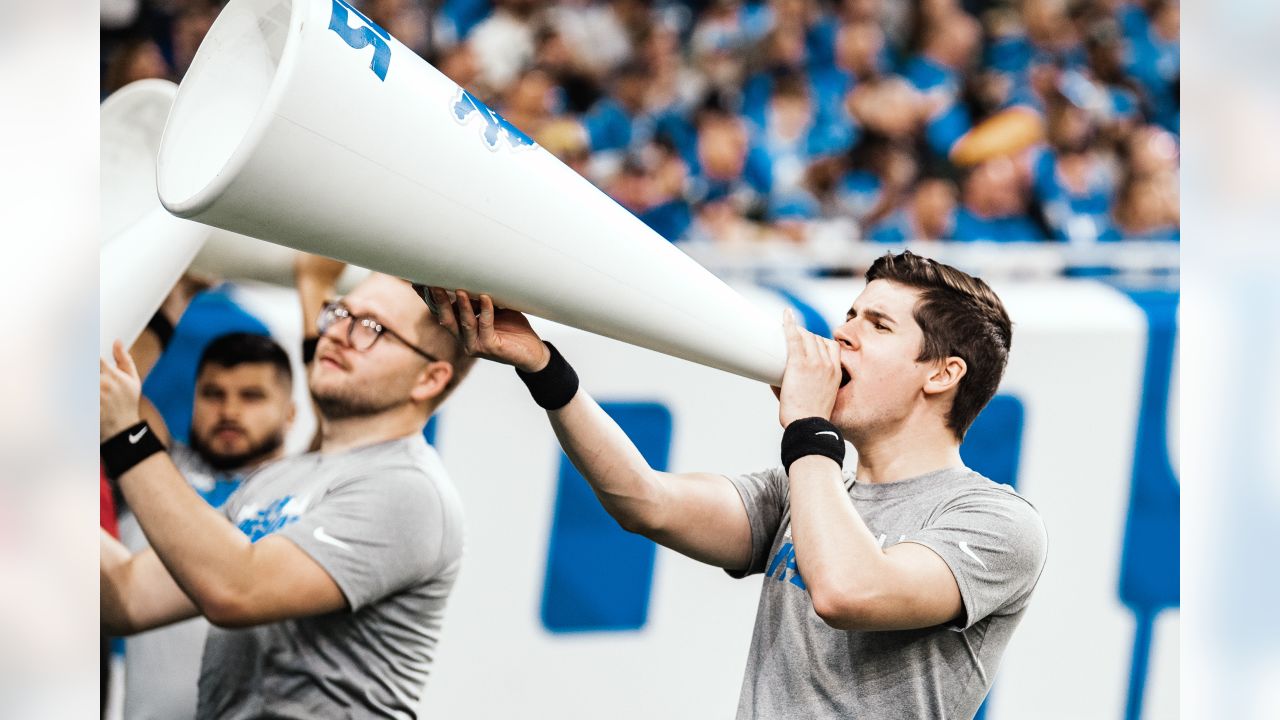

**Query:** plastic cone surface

left=157, top=0, right=787, bottom=383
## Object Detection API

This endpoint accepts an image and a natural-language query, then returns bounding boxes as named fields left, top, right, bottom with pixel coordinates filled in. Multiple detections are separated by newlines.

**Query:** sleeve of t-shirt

left=725, top=466, right=789, bottom=579
left=900, top=487, right=1048, bottom=630
left=275, top=468, right=451, bottom=612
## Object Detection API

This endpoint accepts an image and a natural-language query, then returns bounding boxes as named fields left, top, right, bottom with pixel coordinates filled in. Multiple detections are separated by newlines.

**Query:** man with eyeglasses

left=100, top=272, right=475, bottom=719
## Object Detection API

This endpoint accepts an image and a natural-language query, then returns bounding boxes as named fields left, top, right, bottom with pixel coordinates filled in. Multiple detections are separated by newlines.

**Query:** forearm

left=100, top=531, right=134, bottom=635
left=101, top=530, right=202, bottom=635
left=787, top=457, right=889, bottom=616
left=115, top=453, right=256, bottom=614
left=546, top=391, right=667, bottom=534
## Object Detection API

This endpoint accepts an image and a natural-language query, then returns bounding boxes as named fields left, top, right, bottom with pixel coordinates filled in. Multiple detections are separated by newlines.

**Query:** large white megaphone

left=100, top=79, right=211, bottom=358
left=156, top=0, right=787, bottom=384
left=191, top=229, right=372, bottom=292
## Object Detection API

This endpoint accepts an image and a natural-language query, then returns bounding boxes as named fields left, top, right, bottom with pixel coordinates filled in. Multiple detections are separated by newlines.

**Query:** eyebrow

left=337, top=299, right=386, bottom=324
left=845, top=306, right=898, bottom=326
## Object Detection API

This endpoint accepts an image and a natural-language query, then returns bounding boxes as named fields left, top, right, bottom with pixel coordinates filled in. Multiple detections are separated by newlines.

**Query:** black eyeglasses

left=317, top=302, right=440, bottom=362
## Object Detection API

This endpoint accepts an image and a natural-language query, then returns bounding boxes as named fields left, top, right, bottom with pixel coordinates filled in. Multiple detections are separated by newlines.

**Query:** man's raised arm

left=100, top=341, right=347, bottom=629
left=428, top=288, right=753, bottom=571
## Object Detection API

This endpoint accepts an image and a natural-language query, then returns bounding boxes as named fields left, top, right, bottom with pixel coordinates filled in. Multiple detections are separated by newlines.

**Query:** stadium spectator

left=533, top=24, right=603, bottom=114
left=362, top=0, right=431, bottom=55
left=101, top=0, right=1179, bottom=246
left=501, top=65, right=561, bottom=140
left=901, top=8, right=980, bottom=158
left=546, top=0, right=635, bottom=79
left=468, top=0, right=539, bottom=92
left=1121, top=0, right=1179, bottom=133
left=435, top=41, right=482, bottom=93
left=1030, top=96, right=1120, bottom=243
left=867, top=175, right=958, bottom=243
left=103, top=37, right=170, bottom=95
left=954, top=156, right=1046, bottom=242
left=830, top=131, right=918, bottom=228
left=809, top=20, right=888, bottom=152
left=687, top=104, right=773, bottom=222
left=1112, top=172, right=1179, bottom=241
left=101, top=274, right=476, bottom=718
left=170, top=1, right=221, bottom=78
left=583, top=60, right=658, bottom=154
left=754, top=71, right=822, bottom=213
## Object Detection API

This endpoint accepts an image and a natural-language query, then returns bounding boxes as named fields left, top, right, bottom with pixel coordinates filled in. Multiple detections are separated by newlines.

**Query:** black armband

left=302, top=336, right=319, bottom=364
left=781, top=417, right=846, bottom=474
left=100, top=421, right=166, bottom=479
left=146, top=311, right=175, bottom=350
left=515, top=341, right=579, bottom=411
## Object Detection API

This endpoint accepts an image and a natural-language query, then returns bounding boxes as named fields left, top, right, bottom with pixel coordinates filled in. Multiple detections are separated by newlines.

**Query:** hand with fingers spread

left=101, top=339, right=145, bottom=441
left=776, top=308, right=843, bottom=427
left=426, top=287, right=551, bottom=372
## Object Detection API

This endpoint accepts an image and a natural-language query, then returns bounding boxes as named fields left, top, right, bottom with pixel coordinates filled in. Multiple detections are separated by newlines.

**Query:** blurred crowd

left=102, top=0, right=1179, bottom=247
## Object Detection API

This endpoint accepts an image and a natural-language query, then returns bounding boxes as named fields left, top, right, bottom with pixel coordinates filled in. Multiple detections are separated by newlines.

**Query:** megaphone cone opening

left=101, top=79, right=177, bottom=244
left=157, top=0, right=301, bottom=216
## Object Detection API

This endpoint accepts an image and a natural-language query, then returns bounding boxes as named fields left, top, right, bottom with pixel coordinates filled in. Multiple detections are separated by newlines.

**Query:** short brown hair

left=865, top=251, right=1012, bottom=440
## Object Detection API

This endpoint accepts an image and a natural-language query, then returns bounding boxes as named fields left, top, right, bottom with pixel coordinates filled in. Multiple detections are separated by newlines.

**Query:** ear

left=922, top=356, right=966, bottom=397
left=410, top=361, right=454, bottom=404
left=285, top=400, right=297, bottom=429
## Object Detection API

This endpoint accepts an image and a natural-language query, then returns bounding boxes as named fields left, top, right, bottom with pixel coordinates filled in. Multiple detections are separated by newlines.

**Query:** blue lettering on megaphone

left=452, top=88, right=536, bottom=151
left=329, top=0, right=391, bottom=81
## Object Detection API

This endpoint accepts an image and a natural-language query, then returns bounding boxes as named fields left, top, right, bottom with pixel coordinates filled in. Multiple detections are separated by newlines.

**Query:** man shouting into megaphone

left=426, top=250, right=1046, bottom=720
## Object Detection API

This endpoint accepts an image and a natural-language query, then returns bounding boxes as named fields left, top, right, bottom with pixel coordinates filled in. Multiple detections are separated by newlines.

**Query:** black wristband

left=302, top=336, right=319, bottom=364
left=146, top=311, right=175, bottom=350
left=515, top=341, right=579, bottom=411
left=101, top=421, right=165, bottom=479
left=781, top=417, right=846, bottom=474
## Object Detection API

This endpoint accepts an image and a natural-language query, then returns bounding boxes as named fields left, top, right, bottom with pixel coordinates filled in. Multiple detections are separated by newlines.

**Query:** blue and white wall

left=147, top=277, right=1179, bottom=719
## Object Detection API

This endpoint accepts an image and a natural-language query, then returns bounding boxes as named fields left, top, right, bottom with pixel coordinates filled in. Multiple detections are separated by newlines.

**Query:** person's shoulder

left=944, top=469, right=1041, bottom=517
left=341, top=436, right=459, bottom=501
left=930, top=471, right=1047, bottom=561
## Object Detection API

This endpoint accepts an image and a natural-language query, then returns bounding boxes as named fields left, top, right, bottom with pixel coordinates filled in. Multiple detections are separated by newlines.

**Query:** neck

left=253, top=447, right=287, bottom=468
left=318, top=404, right=429, bottom=455
left=851, top=416, right=964, bottom=484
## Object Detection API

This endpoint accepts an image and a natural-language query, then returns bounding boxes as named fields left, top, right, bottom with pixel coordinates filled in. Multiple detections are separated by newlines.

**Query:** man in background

left=118, top=331, right=295, bottom=720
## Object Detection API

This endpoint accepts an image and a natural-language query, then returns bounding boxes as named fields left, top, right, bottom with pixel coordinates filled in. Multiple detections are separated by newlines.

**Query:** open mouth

left=840, top=368, right=851, bottom=387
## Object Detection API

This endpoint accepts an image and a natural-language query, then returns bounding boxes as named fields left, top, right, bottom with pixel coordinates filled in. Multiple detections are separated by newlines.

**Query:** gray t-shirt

left=196, top=434, right=465, bottom=720
left=728, top=465, right=1047, bottom=720
left=120, top=442, right=249, bottom=720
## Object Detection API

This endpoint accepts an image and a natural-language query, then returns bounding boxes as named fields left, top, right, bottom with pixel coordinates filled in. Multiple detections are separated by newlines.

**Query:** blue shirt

left=953, top=207, right=1047, bottom=242
left=901, top=56, right=971, bottom=157
left=1030, top=147, right=1118, bottom=243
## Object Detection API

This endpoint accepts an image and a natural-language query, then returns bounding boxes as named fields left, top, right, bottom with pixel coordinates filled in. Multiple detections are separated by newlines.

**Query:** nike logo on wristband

left=128, top=427, right=148, bottom=444
left=815, top=430, right=840, bottom=439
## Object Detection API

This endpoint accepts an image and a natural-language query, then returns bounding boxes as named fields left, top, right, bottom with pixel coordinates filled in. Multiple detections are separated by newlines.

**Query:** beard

left=189, top=425, right=286, bottom=472
left=310, top=382, right=408, bottom=420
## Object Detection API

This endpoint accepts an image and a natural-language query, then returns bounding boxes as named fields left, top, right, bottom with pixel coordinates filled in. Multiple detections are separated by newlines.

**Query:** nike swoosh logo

left=958, top=541, right=988, bottom=570
left=815, top=431, right=840, bottom=439
left=128, top=427, right=148, bottom=444
left=313, top=526, right=354, bottom=552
